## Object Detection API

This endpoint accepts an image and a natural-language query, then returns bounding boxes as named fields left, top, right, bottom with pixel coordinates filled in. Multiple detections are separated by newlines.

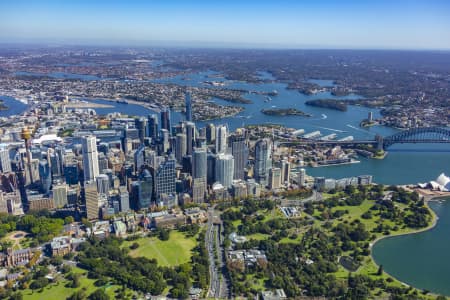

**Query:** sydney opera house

left=418, top=173, right=450, bottom=191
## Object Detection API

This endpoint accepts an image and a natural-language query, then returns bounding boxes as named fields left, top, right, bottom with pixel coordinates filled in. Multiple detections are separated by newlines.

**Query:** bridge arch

left=383, top=127, right=450, bottom=149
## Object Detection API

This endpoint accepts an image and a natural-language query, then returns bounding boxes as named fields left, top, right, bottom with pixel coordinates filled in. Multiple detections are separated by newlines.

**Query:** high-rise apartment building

left=215, top=125, right=228, bottom=154
left=215, top=153, right=234, bottom=188
left=82, top=136, right=99, bottom=182
left=230, top=132, right=248, bottom=180
left=254, top=138, right=272, bottom=186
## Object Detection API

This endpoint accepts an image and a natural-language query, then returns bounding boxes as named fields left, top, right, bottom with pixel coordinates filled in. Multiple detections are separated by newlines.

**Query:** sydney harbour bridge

left=279, top=127, right=450, bottom=150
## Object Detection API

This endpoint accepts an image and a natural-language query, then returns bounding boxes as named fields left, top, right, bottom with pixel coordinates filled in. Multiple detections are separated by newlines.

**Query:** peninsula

left=261, top=108, right=312, bottom=117
left=305, top=99, right=347, bottom=111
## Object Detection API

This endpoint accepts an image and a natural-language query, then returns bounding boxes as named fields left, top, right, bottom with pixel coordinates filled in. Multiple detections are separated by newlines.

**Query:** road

left=206, top=206, right=229, bottom=299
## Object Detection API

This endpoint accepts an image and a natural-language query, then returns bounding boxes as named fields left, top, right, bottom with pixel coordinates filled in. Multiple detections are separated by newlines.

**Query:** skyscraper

left=185, top=121, right=196, bottom=155
left=49, top=151, right=62, bottom=178
left=138, top=169, right=153, bottom=209
left=185, top=91, right=192, bottom=122
left=38, top=160, right=51, bottom=194
left=254, top=138, right=272, bottom=186
left=215, top=125, right=228, bottom=154
left=215, top=153, right=234, bottom=188
left=207, top=152, right=216, bottom=185
left=64, top=163, right=79, bottom=185
left=230, top=132, right=248, bottom=180
left=160, top=107, right=171, bottom=133
left=82, top=136, right=99, bottom=182
left=96, top=174, right=110, bottom=195
left=148, top=114, right=159, bottom=140
left=119, top=186, right=130, bottom=212
left=160, top=129, right=170, bottom=153
left=298, top=168, right=306, bottom=187
left=155, top=156, right=176, bottom=200
left=192, top=177, right=206, bottom=204
left=52, top=183, right=68, bottom=208
left=0, top=148, right=11, bottom=173
left=281, top=159, right=290, bottom=184
left=175, top=133, right=187, bottom=163
left=135, top=117, right=148, bottom=143
left=269, top=167, right=281, bottom=189
left=85, top=181, right=99, bottom=220
left=134, top=144, right=145, bottom=172
left=192, top=147, right=207, bottom=179
left=206, top=123, right=216, bottom=144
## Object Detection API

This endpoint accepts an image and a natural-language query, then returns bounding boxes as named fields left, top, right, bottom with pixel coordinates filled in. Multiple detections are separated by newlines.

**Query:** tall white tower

left=215, top=153, right=234, bottom=188
left=215, top=125, right=228, bottom=154
left=82, top=136, right=99, bottom=182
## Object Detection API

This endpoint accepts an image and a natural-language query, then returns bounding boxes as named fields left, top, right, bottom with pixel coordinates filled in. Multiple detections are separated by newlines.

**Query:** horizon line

left=0, top=40, right=450, bottom=52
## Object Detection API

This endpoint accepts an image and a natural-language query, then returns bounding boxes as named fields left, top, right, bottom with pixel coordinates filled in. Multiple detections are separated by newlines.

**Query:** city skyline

left=1, top=0, right=450, bottom=50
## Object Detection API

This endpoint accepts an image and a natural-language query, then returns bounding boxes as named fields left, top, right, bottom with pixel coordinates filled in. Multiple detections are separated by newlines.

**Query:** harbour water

left=372, top=198, right=450, bottom=296
left=0, top=95, right=28, bottom=117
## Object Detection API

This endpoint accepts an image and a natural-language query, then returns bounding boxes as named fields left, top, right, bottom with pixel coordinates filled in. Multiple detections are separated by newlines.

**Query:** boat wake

left=346, top=124, right=374, bottom=134
left=314, top=126, right=346, bottom=133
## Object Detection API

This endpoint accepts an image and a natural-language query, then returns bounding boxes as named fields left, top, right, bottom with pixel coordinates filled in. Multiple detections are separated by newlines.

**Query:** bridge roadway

left=278, top=139, right=377, bottom=147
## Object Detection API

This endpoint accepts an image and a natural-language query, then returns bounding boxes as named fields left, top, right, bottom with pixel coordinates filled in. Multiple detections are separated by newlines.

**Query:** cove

left=372, top=198, right=450, bottom=296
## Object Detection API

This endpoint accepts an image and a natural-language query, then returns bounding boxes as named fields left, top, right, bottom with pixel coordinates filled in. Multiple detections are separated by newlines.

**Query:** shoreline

left=368, top=194, right=448, bottom=294
left=82, top=96, right=242, bottom=121
left=312, top=159, right=360, bottom=168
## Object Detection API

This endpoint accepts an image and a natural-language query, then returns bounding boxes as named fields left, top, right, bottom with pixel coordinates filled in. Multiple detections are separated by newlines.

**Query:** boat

left=116, top=99, right=129, bottom=104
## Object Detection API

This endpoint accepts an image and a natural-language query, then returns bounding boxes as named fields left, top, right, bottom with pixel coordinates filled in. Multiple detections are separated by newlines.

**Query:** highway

left=206, top=206, right=229, bottom=299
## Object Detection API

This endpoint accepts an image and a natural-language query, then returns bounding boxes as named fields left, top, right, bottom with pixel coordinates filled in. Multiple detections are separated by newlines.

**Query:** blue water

left=306, top=148, right=450, bottom=185
left=372, top=198, right=450, bottom=296
left=0, top=95, right=27, bottom=117
left=85, top=98, right=184, bottom=125
left=150, top=71, right=392, bottom=139
left=15, top=71, right=106, bottom=81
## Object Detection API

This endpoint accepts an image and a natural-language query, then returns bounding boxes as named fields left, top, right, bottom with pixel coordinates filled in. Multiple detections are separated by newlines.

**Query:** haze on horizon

left=1, top=0, right=450, bottom=50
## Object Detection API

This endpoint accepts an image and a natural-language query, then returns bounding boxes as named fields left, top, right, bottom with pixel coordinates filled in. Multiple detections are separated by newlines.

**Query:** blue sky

left=1, top=0, right=449, bottom=49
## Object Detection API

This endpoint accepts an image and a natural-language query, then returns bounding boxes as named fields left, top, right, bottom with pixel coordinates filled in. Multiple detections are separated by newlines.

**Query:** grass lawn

left=21, top=267, right=122, bottom=300
left=232, top=219, right=242, bottom=228
left=122, top=230, right=196, bottom=267
left=246, top=233, right=270, bottom=241
left=1, top=231, right=31, bottom=251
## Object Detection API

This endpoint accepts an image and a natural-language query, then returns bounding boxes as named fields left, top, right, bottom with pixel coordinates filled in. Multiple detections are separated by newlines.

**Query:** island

left=305, top=99, right=347, bottom=111
left=261, top=108, right=312, bottom=117
left=0, top=100, right=8, bottom=110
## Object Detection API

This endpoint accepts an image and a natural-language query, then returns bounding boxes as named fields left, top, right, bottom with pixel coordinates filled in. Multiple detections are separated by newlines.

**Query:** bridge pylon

left=375, top=134, right=384, bottom=151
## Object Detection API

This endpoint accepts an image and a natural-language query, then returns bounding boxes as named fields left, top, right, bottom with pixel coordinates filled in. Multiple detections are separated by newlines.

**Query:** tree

left=67, top=290, right=87, bottom=300
left=129, top=242, right=139, bottom=250
left=9, top=293, right=23, bottom=300
left=377, top=264, right=383, bottom=276
left=88, top=289, right=110, bottom=300
left=158, top=228, right=170, bottom=241
left=30, top=277, right=49, bottom=290
left=65, top=216, right=75, bottom=225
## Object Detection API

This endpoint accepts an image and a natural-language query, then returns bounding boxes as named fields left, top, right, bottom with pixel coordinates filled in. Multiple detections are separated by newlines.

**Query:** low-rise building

left=184, top=208, right=207, bottom=224
left=50, top=236, right=87, bottom=256
left=153, top=212, right=186, bottom=228
left=0, top=248, right=34, bottom=267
